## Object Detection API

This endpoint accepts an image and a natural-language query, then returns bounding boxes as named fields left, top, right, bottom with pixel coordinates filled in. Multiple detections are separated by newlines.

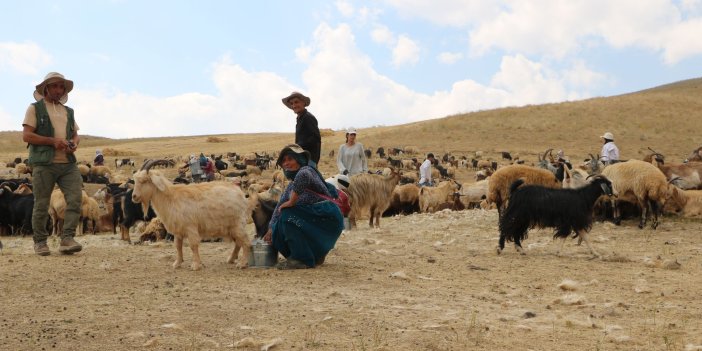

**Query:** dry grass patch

left=205, top=136, right=228, bottom=143
left=102, top=147, right=138, bottom=156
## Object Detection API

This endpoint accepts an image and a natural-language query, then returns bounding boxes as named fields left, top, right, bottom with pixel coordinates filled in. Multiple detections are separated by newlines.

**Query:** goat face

left=131, top=171, right=156, bottom=205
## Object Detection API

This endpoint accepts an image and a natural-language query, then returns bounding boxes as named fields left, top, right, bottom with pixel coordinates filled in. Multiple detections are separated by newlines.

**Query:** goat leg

left=173, top=236, right=184, bottom=269
left=187, top=234, right=203, bottom=271
left=574, top=230, right=600, bottom=258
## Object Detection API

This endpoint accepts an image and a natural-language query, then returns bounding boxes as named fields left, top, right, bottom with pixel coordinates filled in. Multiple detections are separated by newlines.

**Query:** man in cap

left=336, top=127, right=368, bottom=176
left=600, top=131, right=620, bottom=165
left=22, top=72, right=83, bottom=256
left=282, top=91, right=321, bottom=166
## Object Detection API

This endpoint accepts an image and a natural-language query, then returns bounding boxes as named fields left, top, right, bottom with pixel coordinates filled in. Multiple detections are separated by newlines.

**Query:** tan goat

left=131, top=160, right=250, bottom=271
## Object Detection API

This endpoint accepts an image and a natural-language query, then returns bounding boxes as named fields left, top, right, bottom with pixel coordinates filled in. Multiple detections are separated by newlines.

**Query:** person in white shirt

left=600, top=132, right=620, bottom=164
left=418, top=153, right=436, bottom=187
left=336, top=127, right=368, bottom=176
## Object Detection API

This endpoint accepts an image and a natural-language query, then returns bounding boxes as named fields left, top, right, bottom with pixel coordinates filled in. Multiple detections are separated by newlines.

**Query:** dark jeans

left=31, top=163, right=83, bottom=243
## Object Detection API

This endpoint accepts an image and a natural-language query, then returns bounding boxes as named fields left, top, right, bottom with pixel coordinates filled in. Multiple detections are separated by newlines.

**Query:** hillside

left=2, top=77, right=701, bottom=165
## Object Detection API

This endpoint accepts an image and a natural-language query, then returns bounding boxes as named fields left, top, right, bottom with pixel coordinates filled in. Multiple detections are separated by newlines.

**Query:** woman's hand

left=263, top=229, right=272, bottom=244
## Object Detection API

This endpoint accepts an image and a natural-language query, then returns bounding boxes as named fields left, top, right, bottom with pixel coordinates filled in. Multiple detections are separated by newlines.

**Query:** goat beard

left=141, top=201, right=151, bottom=220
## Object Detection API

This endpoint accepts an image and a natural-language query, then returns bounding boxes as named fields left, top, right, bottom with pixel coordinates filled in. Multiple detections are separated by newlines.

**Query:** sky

left=1, top=0, right=701, bottom=138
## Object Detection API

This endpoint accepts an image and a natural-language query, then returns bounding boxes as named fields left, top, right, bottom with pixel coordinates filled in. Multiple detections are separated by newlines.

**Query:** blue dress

left=269, top=166, right=343, bottom=267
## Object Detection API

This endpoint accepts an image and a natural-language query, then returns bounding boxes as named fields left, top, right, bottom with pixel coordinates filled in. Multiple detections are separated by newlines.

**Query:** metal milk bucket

left=248, top=239, right=278, bottom=268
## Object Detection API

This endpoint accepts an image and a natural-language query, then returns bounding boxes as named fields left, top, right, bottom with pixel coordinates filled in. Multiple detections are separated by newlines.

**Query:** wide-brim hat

left=281, top=91, right=311, bottom=109
left=276, top=144, right=311, bottom=166
left=600, top=132, right=614, bottom=140
left=34, top=72, right=74, bottom=104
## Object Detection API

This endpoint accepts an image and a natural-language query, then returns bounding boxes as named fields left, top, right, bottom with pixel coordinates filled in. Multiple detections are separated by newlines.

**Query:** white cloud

left=659, top=18, right=702, bottom=64
left=335, top=0, right=354, bottom=18
left=437, top=51, right=463, bottom=64
left=63, top=23, right=600, bottom=139
left=392, top=35, right=420, bottom=67
left=371, top=25, right=395, bottom=45
left=382, top=0, right=502, bottom=27
left=0, top=41, right=52, bottom=75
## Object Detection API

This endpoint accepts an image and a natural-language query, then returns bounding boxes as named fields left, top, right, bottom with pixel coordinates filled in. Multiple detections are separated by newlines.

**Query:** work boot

left=59, top=237, right=83, bottom=255
left=34, top=241, right=51, bottom=256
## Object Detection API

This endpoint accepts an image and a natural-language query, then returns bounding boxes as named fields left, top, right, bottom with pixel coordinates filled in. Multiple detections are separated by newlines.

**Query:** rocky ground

left=1, top=210, right=701, bottom=351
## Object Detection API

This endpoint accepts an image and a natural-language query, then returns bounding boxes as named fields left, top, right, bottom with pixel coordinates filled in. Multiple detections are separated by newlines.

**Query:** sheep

left=487, top=164, right=560, bottom=216
left=131, top=160, right=250, bottom=270
left=347, top=168, right=401, bottom=229
left=497, top=175, right=614, bottom=257
left=601, top=160, right=670, bottom=229
left=419, top=180, right=461, bottom=213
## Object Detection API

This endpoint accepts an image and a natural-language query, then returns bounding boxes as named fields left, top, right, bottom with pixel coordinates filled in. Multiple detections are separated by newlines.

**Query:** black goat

left=251, top=197, right=278, bottom=238
left=501, top=151, right=512, bottom=161
left=497, top=175, right=613, bottom=257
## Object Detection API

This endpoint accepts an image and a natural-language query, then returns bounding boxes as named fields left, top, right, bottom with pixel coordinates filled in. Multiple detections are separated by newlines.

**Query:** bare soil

left=1, top=212, right=701, bottom=351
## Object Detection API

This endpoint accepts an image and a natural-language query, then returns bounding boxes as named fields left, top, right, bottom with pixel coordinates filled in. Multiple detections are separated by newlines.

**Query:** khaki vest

left=27, top=100, right=76, bottom=166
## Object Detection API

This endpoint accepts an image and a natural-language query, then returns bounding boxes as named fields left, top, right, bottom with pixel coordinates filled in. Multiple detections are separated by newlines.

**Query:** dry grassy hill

left=2, top=77, right=701, bottom=169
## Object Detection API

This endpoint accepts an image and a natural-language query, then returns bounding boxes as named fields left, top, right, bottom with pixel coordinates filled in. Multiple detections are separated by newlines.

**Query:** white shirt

left=337, top=142, right=368, bottom=176
left=419, top=159, right=432, bottom=184
left=600, top=142, right=620, bottom=162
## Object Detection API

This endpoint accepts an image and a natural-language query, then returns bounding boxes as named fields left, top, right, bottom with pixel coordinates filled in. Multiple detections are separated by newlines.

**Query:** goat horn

left=542, top=148, right=553, bottom=160
left=140, top=159, right=157, bottom=172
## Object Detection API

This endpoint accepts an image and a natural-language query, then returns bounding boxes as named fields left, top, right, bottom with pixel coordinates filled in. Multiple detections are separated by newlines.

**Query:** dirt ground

left=1, top=210, right=701, bottom=351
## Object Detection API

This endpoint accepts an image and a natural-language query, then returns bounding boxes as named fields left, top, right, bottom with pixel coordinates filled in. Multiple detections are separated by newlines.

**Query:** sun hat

left=600, top=132, right=614, bottom=140
left=346, top=127, right=357, bottom=135
left=34, top=72, right=74, bottom=104
left=276, top=144, right=311, bottom=166
left=281, top=91, right=311, bottom=109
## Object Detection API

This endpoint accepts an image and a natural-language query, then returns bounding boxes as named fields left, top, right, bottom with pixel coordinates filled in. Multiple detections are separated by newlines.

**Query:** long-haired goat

left=419, top=180, right=461, bottom=213
left=497, top=175, right=613, bottom=257
left=131, top=160, right=250, bottom=270
left=347, top=168, right=401, bottom=229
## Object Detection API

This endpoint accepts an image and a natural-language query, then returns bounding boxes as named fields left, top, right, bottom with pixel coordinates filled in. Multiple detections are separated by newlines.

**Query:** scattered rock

left=557, top=279, right=579, bottom=291
left=523, top=311, right=536, bottom=319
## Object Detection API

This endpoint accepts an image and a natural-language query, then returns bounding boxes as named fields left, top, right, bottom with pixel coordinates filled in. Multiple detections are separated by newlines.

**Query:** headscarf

left=283, top=152, right=309, bottom=180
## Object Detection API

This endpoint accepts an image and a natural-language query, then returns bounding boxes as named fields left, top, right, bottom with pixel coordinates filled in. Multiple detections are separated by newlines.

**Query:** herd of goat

left=1, top=145, right=702, bottom=267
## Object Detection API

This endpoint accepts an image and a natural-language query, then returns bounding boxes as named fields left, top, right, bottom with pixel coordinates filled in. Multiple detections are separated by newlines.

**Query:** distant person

left=282, top=91, right=321, bottom=167
left=203, top=157, right=215, bottom=182
left=336, top=127, right=368, bottom=176
left=93, top=149, right=104, bottom=166
left=418, top=153, right=436, bottom=187
left=600, top=132, right=620, bottom=164
left=185, top=154, right=204, bottom=182
left=263, top=144, right=343, bottom=269
left=22, top=72, right=83, bottom=256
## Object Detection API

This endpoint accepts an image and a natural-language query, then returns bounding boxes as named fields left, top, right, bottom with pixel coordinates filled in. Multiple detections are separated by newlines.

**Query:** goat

left=434, top=192, right=465, bottom=212
left=347, top=168, right=401, bottom=229
left=663, top=186, right=702, bottom=218
left=131, top=160, right=250, bottom=270
left=650, top=157, right=702, bottom=190
left=497, top=175, right=613, bottom=257
left=685, top=146, right=702, bottom=163
left=419, top=180, right=461, bottom=213
left=383, top=183, right=420, bottom=216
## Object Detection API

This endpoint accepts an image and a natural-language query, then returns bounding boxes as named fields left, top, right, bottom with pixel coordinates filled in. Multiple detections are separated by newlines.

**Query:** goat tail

left=509, top=179, right=525, bottom=196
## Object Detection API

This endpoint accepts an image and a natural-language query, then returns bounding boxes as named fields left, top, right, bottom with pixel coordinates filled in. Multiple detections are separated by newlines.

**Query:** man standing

left=419, top=153, right=436, bottom=187
left=282, top=91, right=321, bottom=166
left=22, top=72, right=83, bottom=256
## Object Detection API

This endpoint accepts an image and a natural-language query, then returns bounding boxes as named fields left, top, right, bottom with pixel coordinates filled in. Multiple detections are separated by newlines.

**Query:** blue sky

left=1, top=0, right=701, bottom=138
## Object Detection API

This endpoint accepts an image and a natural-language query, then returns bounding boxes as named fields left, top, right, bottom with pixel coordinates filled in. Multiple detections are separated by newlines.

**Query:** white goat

left=131, top=160, right=250, bottom=270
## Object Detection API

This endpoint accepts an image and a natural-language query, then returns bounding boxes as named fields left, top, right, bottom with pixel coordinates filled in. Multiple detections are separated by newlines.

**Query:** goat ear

left=151, top=174, right=168, bottom=192
left=599, top=182, right=612, bottom=195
